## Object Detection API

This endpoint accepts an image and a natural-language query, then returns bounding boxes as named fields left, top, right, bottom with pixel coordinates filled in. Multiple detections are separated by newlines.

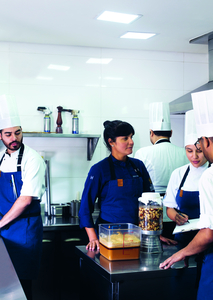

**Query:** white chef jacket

left=163, top=162, right=209, bottom=210
left=0, top=144, right=46, bottom=200
left=135, top=140, right=189, bottom=221
left=197, top=164, right=213, bottom=229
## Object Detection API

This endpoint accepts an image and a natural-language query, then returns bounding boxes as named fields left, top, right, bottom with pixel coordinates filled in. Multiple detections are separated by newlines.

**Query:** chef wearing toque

left=0, top=95, right=46, bottom=300
left=135, top=102, right=188, bottom=238
left=163, top=109, right=209, bottom=247
left=160, top=89, right=213, bottom=299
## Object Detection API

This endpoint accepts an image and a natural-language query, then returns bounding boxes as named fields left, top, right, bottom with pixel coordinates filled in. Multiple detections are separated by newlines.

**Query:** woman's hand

left=175, top=212, right=189, bottom=226
left=86, top=248, right=100, bottom=258
left=85, top=227, right=99, bottom=251
left=160, top=235, right=178, bottom=245
left=86, top=239, right=100, bottom=251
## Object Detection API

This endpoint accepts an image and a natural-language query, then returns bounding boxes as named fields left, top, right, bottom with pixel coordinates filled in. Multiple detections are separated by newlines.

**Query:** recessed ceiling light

left=104, top=77, right=123, bottom=81
left=97, top=11, right=141, bottom=24
left=37, top=76, right=53, bottom=80
left=86, top=58, right=112, bottom=64
left=48, top=64, right=70, bottom=71
left=120, top=32, right=156, bottom=39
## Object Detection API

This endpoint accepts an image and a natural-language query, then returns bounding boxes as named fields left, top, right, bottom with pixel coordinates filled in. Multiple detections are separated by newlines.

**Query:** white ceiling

left=1, top=0, right=213, bottom=54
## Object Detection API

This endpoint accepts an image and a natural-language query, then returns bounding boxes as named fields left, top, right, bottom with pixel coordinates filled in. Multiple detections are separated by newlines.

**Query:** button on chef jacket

left=79, top=155, right=154, bottom=229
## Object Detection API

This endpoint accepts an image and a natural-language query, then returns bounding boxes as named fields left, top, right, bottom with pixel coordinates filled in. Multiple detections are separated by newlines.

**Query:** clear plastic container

left=99, top=223, right=141, bottom=260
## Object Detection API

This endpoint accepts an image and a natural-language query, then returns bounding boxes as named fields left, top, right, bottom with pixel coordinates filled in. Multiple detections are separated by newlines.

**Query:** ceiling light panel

left=104, top=77, right=123, bottom=80
left=97, top=11, right=141, bottom=24
left=48, top=64, right=70, bottom=71
left=37, top=76, right=53, bottom=80
left=86, top=58, right=112, bottom=64
left=120, top=32, right=156, bottom=39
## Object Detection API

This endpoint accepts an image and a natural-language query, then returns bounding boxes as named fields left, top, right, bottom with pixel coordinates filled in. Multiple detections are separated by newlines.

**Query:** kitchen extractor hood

left=169, top=31, right=213, bottom=114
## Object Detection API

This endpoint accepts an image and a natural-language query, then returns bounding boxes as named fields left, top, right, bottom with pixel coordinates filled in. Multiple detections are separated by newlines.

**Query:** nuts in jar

left=139, top=206, right=163, bottom=231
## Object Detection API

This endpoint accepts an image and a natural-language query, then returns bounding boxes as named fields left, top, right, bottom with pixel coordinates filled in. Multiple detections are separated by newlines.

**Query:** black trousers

left=162, top=221, right=176, bottom=240
left=20, top=279, right=32, bottom=300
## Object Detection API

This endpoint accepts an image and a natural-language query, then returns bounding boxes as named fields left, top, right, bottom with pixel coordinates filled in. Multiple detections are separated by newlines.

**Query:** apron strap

left=0, top=210, right=41, bottom=230
left=17, top=144, right=24, bottom=172
left=178, top=166, right=190, bottom=190
left=178, top=162, right=210, bottom=191
left=0, top=211, right=40, bottom=219
left=108, top=155, right=116, bottom=180
left=0, top=153, right=5, bottom=166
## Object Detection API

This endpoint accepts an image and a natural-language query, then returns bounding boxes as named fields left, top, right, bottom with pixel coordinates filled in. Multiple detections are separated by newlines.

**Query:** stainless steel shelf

left=23, top=132, right=100, bottom=160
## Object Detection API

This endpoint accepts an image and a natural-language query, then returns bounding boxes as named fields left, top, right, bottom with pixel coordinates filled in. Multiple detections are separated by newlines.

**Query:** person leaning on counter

left=78, top=120, right=155, bottom=251
left=0, top=95, right=46, bottom=300
left=159, top=90, right=213, bottom=300
left=164, top=109, right=209, bottom=248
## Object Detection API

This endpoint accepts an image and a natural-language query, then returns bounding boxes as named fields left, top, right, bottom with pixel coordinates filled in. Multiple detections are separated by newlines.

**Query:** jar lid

left=138, top=192, right=161, bottom=205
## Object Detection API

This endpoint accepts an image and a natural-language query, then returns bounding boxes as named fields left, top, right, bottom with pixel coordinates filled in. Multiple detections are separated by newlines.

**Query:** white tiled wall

left=0, top=42, right=208, bottom=203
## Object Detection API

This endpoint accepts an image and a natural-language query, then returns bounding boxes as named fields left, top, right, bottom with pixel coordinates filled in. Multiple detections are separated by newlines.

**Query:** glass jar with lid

left=138, top=192, right=163, bottom=253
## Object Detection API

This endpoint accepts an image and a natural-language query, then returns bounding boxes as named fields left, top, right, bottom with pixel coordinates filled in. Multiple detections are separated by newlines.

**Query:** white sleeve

left=20, top=148, right=46, bottom=199
left=198, top=168, right=213, bottom=229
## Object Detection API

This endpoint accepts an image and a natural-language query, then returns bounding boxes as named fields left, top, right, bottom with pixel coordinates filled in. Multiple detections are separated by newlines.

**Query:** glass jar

left=138, top=192, right=163, bottom=235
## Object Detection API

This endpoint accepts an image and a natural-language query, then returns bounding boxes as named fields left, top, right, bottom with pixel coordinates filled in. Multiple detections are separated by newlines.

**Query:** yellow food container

left=99, top=223, right=141, bottom=261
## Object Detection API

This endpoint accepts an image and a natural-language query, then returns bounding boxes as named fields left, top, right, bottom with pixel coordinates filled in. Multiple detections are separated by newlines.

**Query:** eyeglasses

left=194, top=137, right=203, bottom=150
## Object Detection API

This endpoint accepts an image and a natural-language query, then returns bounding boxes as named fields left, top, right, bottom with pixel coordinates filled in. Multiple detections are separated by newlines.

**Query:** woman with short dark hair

left=79, top=120, right=154, bottom=251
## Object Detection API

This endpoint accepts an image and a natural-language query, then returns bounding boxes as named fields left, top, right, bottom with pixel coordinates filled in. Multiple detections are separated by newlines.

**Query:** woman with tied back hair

left=78, top=120, right=155, bottom=251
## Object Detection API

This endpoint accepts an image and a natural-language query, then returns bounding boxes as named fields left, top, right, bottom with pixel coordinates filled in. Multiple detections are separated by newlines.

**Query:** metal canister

left=70, top=200, right=76, bottom=216
left=75, top=200, right=80, bottom=217
left=70, top=200, right=80, bottom=217
left=44, top=115, right=51, bottom=133
left=72, top=115, right=79, bottom=134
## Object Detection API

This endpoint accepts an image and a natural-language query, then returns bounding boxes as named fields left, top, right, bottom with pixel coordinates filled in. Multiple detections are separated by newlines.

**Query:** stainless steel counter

left=0, top=238, right=27, bottom=300
left=76, top=244, right=198, bottom=300
left=42, top=210, right=99, bottom=231
left=42, top=215, right=80, bottom=231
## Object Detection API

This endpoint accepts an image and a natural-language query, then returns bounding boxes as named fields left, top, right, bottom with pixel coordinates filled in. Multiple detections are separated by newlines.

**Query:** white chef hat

left=0, top=94, right=21, bottom=130
left=191, top=89, right=213, bottom=138
left=149, top=102, right=171, bottom=131
left=184, top=109, right=197, bottom=146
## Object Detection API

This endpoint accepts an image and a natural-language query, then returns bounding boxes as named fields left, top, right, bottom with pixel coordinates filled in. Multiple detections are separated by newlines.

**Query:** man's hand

left=159, top=249, right=187, bottom=269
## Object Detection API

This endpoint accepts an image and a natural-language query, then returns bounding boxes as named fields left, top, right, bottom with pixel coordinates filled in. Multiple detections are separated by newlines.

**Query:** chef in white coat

left=0, top=95, right=46, bottom=300
left=163, top=109, right=209, bottom=247
left=159, top=89, right=213, bottom=299
left=135, top=102, right=188, bottom=237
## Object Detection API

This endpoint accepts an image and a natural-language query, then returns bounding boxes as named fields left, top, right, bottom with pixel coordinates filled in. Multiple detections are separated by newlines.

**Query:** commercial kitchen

left=0, top=1, right=213, bottom=299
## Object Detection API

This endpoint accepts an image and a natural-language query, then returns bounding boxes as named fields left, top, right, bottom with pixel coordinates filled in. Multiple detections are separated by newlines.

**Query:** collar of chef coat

left=0, top=146, right=22, bottom=172
left=154, top=138, right=170, bottom=145
left=182, top=161, right=209, bottom=191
